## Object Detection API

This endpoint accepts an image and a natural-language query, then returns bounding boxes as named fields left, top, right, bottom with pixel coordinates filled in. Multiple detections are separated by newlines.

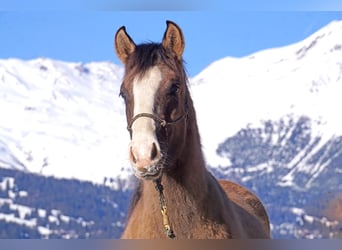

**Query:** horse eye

left=168, top=82, right=180, bottom=96
left=119, top=91, right=127, bottom=101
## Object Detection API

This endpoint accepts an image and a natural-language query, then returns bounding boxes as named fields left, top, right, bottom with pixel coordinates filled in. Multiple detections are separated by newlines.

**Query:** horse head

left=115, top=21, right=189, bottom=180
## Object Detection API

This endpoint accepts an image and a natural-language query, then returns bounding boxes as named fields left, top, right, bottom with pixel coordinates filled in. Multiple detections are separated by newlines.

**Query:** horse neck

left=171, top=97, right=207, bottom=182
left=143, top=95, right=209, bottom=201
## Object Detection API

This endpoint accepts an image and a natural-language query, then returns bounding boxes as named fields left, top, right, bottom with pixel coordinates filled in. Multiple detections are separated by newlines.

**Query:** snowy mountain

left=1, top=20, right=342, bottom=238
left=0, top=58, right=134, bottom=188
left=191, top=20, right=342, bottom=173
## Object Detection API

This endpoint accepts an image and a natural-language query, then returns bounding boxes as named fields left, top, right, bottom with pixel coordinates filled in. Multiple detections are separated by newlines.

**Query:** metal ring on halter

left=127, top=113, right=167, bottom=133
left=127, top=111, right=188, bottom=135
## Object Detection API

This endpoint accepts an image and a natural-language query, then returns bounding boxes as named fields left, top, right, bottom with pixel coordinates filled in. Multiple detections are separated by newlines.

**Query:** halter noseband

left=127, top=111, right=188, bottom=136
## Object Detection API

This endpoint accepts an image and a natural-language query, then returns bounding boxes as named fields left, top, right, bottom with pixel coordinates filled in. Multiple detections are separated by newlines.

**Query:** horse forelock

left=124, top=42, right=187, bottom=83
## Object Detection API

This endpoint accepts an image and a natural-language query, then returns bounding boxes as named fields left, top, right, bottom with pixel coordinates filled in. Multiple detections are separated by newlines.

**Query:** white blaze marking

left=131, top=66, right=161, bottom=162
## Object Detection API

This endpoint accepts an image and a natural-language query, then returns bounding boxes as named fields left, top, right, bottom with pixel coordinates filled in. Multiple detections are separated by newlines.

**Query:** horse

left=114, top=20, right=271, bottom=239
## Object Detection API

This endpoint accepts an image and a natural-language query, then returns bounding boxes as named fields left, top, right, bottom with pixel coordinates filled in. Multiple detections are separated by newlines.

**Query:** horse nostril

left=151, top=142, right=158, bottom=160
left=130, top=146, right=137, bottom=164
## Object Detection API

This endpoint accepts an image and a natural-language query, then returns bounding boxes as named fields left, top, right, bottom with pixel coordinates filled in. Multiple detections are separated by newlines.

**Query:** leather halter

left=127, top=111, right=188, bottom=137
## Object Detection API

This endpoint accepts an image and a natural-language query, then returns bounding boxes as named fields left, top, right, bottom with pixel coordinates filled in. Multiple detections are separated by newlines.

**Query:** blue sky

left=1, top=1, right=342, bottom=76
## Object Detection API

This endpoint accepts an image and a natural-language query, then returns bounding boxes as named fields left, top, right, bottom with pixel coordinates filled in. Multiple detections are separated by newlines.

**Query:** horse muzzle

left=129, top=136, right=164, bottom=180
left=133, top=164, right=163, bottom=180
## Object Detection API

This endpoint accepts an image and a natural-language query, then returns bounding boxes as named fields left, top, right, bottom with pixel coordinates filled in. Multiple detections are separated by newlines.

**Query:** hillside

left=0, top=168, right=131, bottom=238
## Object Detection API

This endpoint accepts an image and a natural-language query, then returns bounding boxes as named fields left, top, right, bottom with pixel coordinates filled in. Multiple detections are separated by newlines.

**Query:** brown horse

left=114, top=20, right=271, bottom=239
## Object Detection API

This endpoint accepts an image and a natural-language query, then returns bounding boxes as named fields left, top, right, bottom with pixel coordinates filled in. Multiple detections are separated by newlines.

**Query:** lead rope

left=154, top=178, right=176, bottom=239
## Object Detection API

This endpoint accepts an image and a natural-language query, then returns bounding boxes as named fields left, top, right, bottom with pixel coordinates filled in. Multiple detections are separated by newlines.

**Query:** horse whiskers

left=158, top=146, right=174, bottom=170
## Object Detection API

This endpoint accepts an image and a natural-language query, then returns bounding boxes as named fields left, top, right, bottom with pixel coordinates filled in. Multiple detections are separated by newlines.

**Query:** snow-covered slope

left=191, top=20, right=342, bottom=164
left=190, top=20, right=342, bottom=189
left=0, top=58, right=132, bottom=186
left=1, top=20, right=342, bottom=190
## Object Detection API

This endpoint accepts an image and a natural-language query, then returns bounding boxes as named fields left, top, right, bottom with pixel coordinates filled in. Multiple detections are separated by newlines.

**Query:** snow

left=0, top=177, right=15, bottom=190
left=0, top=58, right=132, bottom=186
left=0, top=197, right=13, bottom=205
left=48, top=215, right=59, bottom=225
left=37, top=226, right=52, bottom=236
left=290, top=207, right=305, bottom=216
left=37, top=209, right=47, bottom=218
left=0, top=212, right=37, bottom=227
left=0, top=197, right=37, bottom=227
left=246, top=163, right=273, bottom=173
left=18, top=190, right=28, bottom=197
left=190, top=20, right=342, bottom=177
left=9, top=203, right=32, bottom=220
left=0, top=20, right=342, bottom=186
left=60, top=214, right=71, bottom=223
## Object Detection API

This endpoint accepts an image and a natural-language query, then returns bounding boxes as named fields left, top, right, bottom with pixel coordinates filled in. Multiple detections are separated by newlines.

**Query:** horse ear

left=114, top=26, right=136, bottom=64
left=162, top=20, right=185, bottom=60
